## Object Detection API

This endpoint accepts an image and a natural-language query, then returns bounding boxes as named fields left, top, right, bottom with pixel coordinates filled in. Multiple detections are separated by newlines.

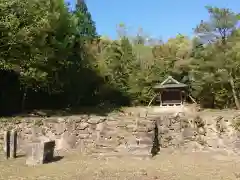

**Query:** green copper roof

left=153, top=76, right=187, bottom=89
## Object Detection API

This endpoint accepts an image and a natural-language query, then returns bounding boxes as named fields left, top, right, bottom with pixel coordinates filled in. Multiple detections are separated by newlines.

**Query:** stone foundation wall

left=0, top=113, right=155, bottom=158
left=1, top=108, right=240, bottom=158
left=154, top=111, right=240, bottom=154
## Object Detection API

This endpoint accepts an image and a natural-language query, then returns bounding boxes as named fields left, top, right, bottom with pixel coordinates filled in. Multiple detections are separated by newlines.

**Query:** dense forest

left=1, top=0, right=240, bottom=115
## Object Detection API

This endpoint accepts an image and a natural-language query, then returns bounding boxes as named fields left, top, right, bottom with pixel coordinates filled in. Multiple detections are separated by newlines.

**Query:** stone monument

left=4, top=131, right=10, bottom=159
left=4, top=130, right=17, bottom=159
left=26, top=140, right=56, bottom=166
left=10, top=130, right=17, bottom=158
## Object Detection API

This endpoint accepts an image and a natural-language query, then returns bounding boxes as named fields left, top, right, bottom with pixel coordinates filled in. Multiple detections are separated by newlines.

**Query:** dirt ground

left=0, top=150, right=239, bottom=180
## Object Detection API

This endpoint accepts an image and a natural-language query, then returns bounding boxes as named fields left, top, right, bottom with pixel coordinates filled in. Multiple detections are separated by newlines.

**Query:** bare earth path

left=0, top=151, right=239, bottom=180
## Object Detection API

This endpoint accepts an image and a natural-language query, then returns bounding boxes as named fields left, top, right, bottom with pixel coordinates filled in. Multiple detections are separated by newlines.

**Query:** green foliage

left=0, top=0, right=109, bottom=114
left=195, top=6, right=239, bottom=44
left=192, top=6, right=240, bottom=108
left=1, top=3, right=240, bottom=115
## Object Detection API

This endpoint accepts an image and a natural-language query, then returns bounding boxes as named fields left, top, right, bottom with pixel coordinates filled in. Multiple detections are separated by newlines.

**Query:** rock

left=107, top=116, right=116, bottom=121
left=38, top=135, right=50, bottom=142
left=57, top=117, right=65, bottom=122
left=31, top=126, right=42, bottom=137
left=234, top=137, right=240, bottom=150
left=182, top=127, right=196, bottom=140
left=66, top=122, right=76, bottom=132
left=56, top=132, right=76, bottom=150
left=146, top=123, right=154, bottom=132
left=96, top=122, right=105, bottom=132
left=138, top=137, right=152, bottom=145
left=126, top=124, right=137, bottom=131
left=217, top=138, right=226, bottom=149
left=206, top=136, right=226, bottom=149
left=206, top=137, right=218, bottom=148
left=138, top=169, right=147, bottom=176
left=198, top=127, right=206, bottom=135
left=26, top=140, right=55, bottom=166
left=115, top=144, right=128, bottom=153
left=158, top=126, right=169, bottom=134
left=45, top=118, right=58, bottom=124
left=78, top=133, right=90, bottom=139
left=183, top=141, right=203, bottom=152
left=126, top=137, right=138, bottom=146
left=194, top=116, right=205, bottom=128
left=75, top=140, right=85, bottom=152
left=170, top=137, right=181, bottom=147
left=18, top=123, right=25, bottom=129
left=139, top=110, right=147, bottom=118
left=77, top=122, right=89, bottom=130
left=96, top=131, right=101, bottom=141
left=46, top=131, right=56, bottom=141
left=88, top=116, right=106, bottom=124
left=54, top=123, right=66, bottom=135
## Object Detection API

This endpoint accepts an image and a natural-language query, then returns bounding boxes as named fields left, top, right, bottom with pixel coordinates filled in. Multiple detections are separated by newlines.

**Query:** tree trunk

left=229, top=75, right=240, bottom=109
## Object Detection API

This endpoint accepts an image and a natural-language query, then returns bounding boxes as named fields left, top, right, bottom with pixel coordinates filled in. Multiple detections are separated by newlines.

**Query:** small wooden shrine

left=152, top=76, right=187, bottom=106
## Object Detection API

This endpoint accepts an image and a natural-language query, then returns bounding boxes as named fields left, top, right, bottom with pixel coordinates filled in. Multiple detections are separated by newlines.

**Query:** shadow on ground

left=151, top=121, right=160, bottom=157
left=45, top=156, right=64, bottom=164
left=16, top=154, right=25, bottom=158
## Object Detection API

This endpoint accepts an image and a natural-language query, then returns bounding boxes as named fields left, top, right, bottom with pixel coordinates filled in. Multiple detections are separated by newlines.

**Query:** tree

left=151, top=34, right=192, bottom=81
left=193, top=6, right=240, bottom=108
left=2, top=1, right=240, bottom=115
left=0, top=0, right=61, bottom=109
left=0, top=0, right=102, bottom=113
left=195, top=6, right=239, bottom=44
left=75, top=0, right=98, bottom=40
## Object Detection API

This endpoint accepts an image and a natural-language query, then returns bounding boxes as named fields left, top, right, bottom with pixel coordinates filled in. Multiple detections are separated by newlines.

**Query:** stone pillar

left=26, top=142, right=44, bottom=165
left=26, top=140, right=55, bottom=166
left=10, top=130, right=17, bottom=158
left=4, top=131, right=10, bottom=159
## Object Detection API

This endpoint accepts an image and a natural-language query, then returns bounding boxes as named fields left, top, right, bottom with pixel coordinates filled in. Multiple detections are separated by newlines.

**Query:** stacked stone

left=86, top=115, right=154, bottom=158
left=124, top=117, right=154, bottom=158
left=154, top=113, right=196, bottom=150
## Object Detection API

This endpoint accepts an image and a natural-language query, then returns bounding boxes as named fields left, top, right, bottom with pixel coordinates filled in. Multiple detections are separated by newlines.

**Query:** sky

left=67, top=0, right=240, bottom=41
